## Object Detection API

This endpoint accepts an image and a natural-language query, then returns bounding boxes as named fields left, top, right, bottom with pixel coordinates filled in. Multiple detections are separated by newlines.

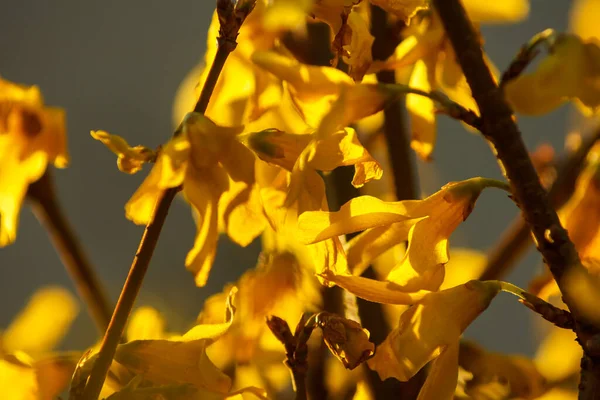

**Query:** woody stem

left=80, top=33, right=235, bottom=400
left=432, top=0, right=599, bottom=398
left=28, top=169, right=113, bottom=333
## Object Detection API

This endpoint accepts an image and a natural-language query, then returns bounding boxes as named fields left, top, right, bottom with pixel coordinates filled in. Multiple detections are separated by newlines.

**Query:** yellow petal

left=407, top=59, right=436, bottom=160
left=263, top=0, right=313, bottom=31
left=2, top=287, right=78, bottom=356
left=114, top=289, right=237, bottom=393
left=126, top=307, right=166, bottom=341
left=183, top=164, right=229, bottom=287
left=342, top=11, right=374, bottom=82
left=417, top=342, right=459, bottom=400
left=463, top=0, right=530, bottom=23
left=320, top=270, right=431, bottom=304
left=459, top=341, right=547, bottom=399
left=318, top=313, right=375, bottom=370
left=367, top=281, right=500, bottom=381
left=571, top=0, right=600, bottom=41
left=91, top=130, right=155, bottom=174
left=504, top=34, right=600, bottom=115
left=251, top=51, right=353, bottom=102
left=440, top=248, right=488, bottom=290
left=125, top=134, right=190, bottom=225
left=346, top=221, right=417, bottom=275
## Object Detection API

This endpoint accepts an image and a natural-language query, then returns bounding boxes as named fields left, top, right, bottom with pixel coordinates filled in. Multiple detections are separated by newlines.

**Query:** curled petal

left=91, top=131, right=155, bottom=174
left=183, top=164, right=229, bottom=287
left=367, top=281, right=500, bottom=382
left=125, top=135, right=190, bottom=225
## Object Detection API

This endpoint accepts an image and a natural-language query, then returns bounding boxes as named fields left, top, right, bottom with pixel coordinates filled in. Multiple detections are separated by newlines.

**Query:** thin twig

left=499, top=29, right=557, bottom=87
left=431, top=0, right=598, bottom=397
left=266, top=314, right=317, bottom=400
left=27, top=169, right=112, bottom=333
left=482, top=128, right=600, bottom=281
left=79, top=3, right=255, bottom=398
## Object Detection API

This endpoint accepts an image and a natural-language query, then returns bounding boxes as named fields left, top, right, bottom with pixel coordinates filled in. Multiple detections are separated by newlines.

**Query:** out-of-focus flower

left=0, top=287, right=79, bottom=400
left=369, top=0, right=526, bottom=159
left=458, top=341, right=547, bottom=399
left=173, top=2, right=283, bottom=127
left=368, top=281, right=500, bottom=400
left=297, top=178, right=508, bottom=294
left=0, top=77, right=68, bottom=246
left=505, top=34, right=600, bottom=116
left=83, top=288, right=267, bottom=399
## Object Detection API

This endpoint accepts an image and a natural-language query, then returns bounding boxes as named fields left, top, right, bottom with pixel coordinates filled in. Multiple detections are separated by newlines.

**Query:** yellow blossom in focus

left=119, top=112, right=266, bottom=286
left=368, top=281, right=500, bottom=400
left=297, top=178, right=508, bottom=294
left=91, top=130, right=156, bottom=174
left=0, top=287, right=80, bottom=400
left=504, top=34, right=600, bottom=116
left=0, top=77, right=68, bottom=246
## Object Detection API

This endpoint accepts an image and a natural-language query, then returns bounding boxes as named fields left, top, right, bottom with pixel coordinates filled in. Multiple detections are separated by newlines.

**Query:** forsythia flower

left=504, top=34, right=600, bottom=116
left=100, top=112, right=267, bottom=287
left=297, top=177, right=509, bottom=293
left=370, top=0, right=527, bottom=159
left=368, top=280, right=501, bottom=400
left=173, top=1, right=282, bottom=127
left=0, top=77, right=68, bottom=246
left=0, top=287, right=79, bottom=400
left=458, top=341, right=547, bottom=399
left=79, top=288, right=268, bottom=399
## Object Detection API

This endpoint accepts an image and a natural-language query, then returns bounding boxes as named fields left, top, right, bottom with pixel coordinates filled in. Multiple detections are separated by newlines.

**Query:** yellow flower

left=84, top=288, right=267, bottom=399
left=119, top=112, right=266, bottom=286
left=90, top=130, right=155, bottom=174
left=297, top=178, right=508, bottom=293
left=367, top=281, right=500, bottom=400
left=173, top=3, right=282, bottom=127
left=571, top=0, right=600, bottom=42
left=459, top=341, right=547, bottom=399
left=0, top=287, right=80, bottom=400
left=505, top=34, right=600, bottom=116
left=0, top=77, right=68, bottom=246
left=369, top=4, right=515, bottom=159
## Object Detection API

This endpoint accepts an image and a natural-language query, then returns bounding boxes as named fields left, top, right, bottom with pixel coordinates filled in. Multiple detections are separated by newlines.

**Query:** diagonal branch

left=79, top=2, right=256, bottom=398
left=28, top=169, right=113, bottom=333
left=431, top=0, right=599, bottom=398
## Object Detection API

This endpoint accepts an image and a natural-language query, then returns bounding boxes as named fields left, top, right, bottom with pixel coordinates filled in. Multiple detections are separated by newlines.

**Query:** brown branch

left=79, top=3, right=255, bottom=398
left=266, top=314, right=317, bottom=400
left=519, top=292, right=575, bottom=330
left=431, top=0, right=600, bottom=398
left=27, top=169, right=112, bottom=333
left=482, top=128, right=600, bottom=281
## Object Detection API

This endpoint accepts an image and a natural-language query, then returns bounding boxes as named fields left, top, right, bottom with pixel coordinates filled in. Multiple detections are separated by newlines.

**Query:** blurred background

left=0, top=1, right=574, bottom=355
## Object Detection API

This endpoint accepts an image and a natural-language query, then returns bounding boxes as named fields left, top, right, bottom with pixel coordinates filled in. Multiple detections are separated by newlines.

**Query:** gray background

left=0, top=1, right=572, bottom=355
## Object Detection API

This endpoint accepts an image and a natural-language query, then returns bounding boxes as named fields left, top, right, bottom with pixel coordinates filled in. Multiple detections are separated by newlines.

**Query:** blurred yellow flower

left=459, top=341, right=547, bottom=399
left=369, top=0, right=523, bottom=159
left=505, top=34, right=600, bottom=116
left=0, top=77, right=68, bottom=246
left=90, top=130, right=155, bottom=174
left=367, top=281, right=500, bottom=400
left=173, top=3, right=282, bottom=127
left=0, top=287, right=79, bottom=400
